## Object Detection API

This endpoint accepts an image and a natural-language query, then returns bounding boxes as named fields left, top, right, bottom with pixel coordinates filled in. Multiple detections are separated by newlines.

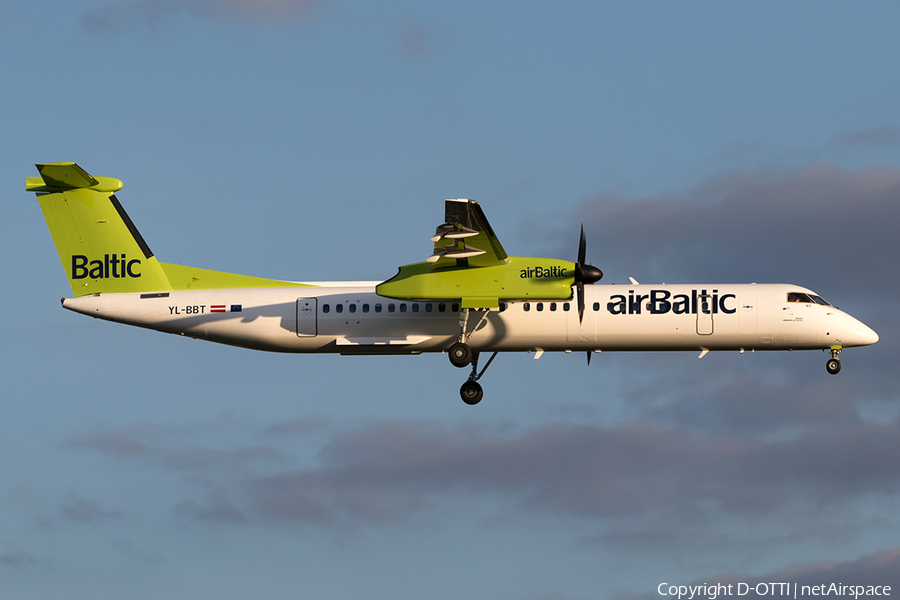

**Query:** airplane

left=28, top=162, right=879, bottom=405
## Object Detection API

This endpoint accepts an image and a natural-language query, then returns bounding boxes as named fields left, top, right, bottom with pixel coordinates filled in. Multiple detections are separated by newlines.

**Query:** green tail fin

left=28, top=163, right=173, bottom=296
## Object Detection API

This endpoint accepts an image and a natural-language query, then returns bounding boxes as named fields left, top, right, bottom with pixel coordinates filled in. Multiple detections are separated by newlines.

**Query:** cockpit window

left=788, top=292, right=813, bottom=303
left=788, top=292, right=832, bottom=306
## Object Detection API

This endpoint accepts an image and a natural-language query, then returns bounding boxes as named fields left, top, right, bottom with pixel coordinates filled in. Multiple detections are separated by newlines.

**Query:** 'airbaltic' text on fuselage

left=607, top=289, right=737, bottom=315
left=71, top=254, right=141, bottom=279
left=520, top=266, right=568, bottom=279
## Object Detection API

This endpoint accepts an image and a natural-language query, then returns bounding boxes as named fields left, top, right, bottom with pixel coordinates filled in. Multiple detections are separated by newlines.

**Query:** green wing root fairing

left=376, top=256, right=577, bottom=308
left=376, top=199, right=575, bottom=308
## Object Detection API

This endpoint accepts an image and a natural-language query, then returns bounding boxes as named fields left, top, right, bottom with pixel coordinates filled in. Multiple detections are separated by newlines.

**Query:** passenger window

left=563, top=302, right=570, bottom=311
left=425, top=303, right=432, bottom=312
left=523, top=303, right=530, bottom=312
left=388, top=303, right=395, bottom=313
left=550, top=303, right=557, bottom=311
left=593, top=302, right=600, bottom=311
left=537, top=302, right=544, bottom=311
left=499, top=302, right=507, bottom=312
left=375, top=303, right=382, bottom=313
left=335, top=304, right=343, bottom=314
left=349, top=304, right=356, bottom=313
left=322, top=304, right=330, bottom=314
left=412, top=303, right=419, bottom=313
left=362, top=304, right=369, bottom=313
left=400, top=304, right=407, bottom=313
left=438, top=303, right=446, bottom=312
left=452, top=303, right=459, bottom=312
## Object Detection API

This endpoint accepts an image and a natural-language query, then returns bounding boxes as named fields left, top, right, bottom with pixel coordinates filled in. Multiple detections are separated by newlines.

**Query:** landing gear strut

left=459, top=351, right=499, bottom=405
left=449, top=308, right=490, bottom=368
left=826, top=348, right=842, bottom=375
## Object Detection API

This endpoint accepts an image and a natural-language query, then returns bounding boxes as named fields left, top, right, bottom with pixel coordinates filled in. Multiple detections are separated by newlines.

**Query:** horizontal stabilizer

left=27, top=163, right=123, bottom=193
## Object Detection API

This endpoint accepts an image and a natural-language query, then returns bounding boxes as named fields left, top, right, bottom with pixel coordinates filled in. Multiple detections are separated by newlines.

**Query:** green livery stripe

left=160, top=263, right=313, bottom=290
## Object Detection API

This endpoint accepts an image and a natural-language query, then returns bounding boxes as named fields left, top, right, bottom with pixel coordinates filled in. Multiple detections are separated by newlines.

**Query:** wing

left=378, top=198, right=575, bottom=308
left=427, top=199, right=508, bottom=268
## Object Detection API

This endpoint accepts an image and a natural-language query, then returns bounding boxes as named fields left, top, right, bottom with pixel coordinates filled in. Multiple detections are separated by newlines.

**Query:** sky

left=2, top=2, right=900, bottom=599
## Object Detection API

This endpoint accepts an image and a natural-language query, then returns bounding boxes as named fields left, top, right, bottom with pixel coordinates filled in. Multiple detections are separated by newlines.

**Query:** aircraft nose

left=844, top=316, right=879, bottom=347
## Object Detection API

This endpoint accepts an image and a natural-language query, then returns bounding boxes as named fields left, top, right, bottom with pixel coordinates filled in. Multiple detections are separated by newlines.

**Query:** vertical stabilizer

left=28, top=163, right=172, bottom=296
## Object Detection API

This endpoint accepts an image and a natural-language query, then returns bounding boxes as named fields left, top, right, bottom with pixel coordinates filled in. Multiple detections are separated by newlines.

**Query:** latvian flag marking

left=211, top=305, right=227, bottom=313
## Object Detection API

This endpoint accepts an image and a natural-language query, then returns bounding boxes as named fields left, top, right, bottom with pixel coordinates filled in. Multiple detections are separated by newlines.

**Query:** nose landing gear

left=826, top=348, right=842, bottom=375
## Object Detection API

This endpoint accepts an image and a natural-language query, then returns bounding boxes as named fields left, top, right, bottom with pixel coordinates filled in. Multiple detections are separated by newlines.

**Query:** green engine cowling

left=376, top=256, right=576, bottom=309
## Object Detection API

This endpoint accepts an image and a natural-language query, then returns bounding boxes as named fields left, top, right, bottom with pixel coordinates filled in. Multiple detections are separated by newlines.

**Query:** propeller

left=574, top=224, right=603, bottom=324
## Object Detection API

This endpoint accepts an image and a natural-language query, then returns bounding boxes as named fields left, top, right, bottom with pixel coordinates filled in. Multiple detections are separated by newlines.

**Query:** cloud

left=81, top=0, right=319, bottom=31
left=65, top=430, right=151, bottom=457
left=240, top=418, right=900, bottom=529
left=64, top=412, right=900, bottom=539
left=614, top=355, right=866, bottom=434
left=263, top=415, right=332, bottom=436
left=60, top=494, right=124, bottom=523
left=831, top=126, right=900, bottom=149
left=624, top=546, right=900, bottom=600
left=64, top=423, right=286, bottom=473
left=173, top=490, right=248, bottom=524
left=771, top=546, right=900, bottom=588
left=0, top=549, right=51, bottom=569
left=571, top=164, right=900, bottom=301
left=111, top=539, right=166, bottom=567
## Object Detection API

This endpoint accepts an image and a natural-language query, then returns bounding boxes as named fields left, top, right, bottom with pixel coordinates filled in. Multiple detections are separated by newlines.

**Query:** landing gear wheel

left=826, top=358, right=841, bottom=375
left=460, top=380, right=483, bottom=405
left=449, top=342, right=473, bottom=368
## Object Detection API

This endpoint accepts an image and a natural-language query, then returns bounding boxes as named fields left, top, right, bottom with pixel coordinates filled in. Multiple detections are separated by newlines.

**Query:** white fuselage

left=61, top=282, right=878, bottom=355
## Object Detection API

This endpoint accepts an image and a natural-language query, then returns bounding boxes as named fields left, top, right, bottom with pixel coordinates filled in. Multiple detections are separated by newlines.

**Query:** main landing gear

left=826, top=348, right=842, bottom=375
left=449, top=308, right=490, bottom=369
left=451, top=307, right=497, bottom=405
left=459, top=351, right=499, bottom=405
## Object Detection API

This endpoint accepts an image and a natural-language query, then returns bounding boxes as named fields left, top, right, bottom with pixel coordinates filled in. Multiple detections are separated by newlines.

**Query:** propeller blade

left=578, top=224, right=587, bottom=269
left=574, top=224, right=602, bottom=326
left=586, top=351, right=591, bottom=366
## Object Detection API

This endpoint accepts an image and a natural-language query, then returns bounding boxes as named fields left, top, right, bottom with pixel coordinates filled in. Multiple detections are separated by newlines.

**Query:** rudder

left=28, top=163, right=172, bottom=296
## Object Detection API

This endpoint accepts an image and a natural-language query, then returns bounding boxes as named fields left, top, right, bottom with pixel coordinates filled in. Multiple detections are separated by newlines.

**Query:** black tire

left=826, top=358, right=841, bottom=375
left=460, top=380, right=483, bottom=405
left=449, top=342, right=472, bottom=368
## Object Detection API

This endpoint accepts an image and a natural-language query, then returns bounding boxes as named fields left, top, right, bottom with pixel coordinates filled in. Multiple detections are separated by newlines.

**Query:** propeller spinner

left=574, top=225, right=603, bottom=324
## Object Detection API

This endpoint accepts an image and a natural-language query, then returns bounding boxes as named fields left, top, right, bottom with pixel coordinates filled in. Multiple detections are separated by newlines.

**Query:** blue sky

left=3, top=2, right=900, bottom=599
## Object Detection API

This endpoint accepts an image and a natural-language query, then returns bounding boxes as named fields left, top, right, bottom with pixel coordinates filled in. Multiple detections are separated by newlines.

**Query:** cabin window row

left=321, top=302, right=460, bottom=314
left=522, top=302, right=574, bottom=312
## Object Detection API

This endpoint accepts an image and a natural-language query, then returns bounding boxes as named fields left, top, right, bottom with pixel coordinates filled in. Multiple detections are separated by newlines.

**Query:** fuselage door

left=696, top=292, right=713, bottom=335
left=297, top=298, right=317, bottom=337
